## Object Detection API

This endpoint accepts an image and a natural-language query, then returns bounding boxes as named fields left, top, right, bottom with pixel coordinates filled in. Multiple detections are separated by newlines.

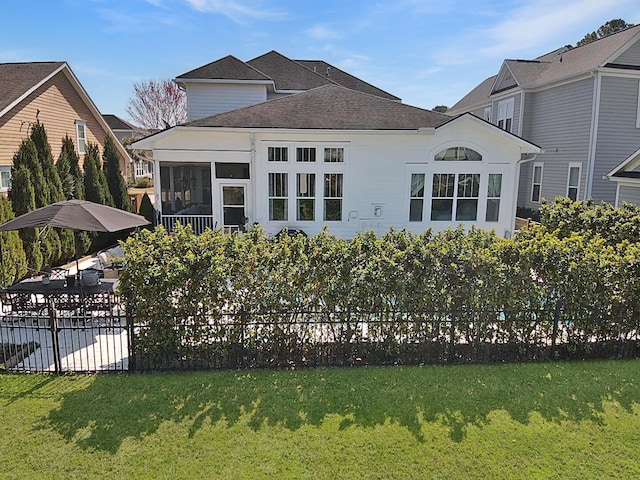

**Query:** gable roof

left=102, top=114, right=136, bottom=131
left=450, top=24, right=640, bottom=113
left=176, top=50, right=401, bottom=101
left=0, top=61, right=130, bottom=163
left=176, top=55, right=271, bottom=82
left=246, top=50, right=335, bottom=91
left=0, top=62, right=65, bottom=116
left=295, top=59, right=400, bottom=101
left=185, top=84, right=447, bottom=131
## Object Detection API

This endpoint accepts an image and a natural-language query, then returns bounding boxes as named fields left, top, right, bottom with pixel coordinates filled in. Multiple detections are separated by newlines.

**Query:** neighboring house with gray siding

left=606, top=146, right=640, bottom=206
left=448, top=24, right=640, bottom=209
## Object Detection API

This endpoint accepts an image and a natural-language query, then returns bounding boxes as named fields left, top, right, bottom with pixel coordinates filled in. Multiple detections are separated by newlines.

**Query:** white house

left=133, top=84, right=540, bottom=238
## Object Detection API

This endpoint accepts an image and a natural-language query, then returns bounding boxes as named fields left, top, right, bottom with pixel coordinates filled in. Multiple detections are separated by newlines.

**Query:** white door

left=221, top=185, right=247, bottom=232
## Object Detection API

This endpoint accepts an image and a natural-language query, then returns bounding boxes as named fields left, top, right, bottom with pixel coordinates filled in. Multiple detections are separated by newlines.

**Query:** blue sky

left=2, top=0, right=639, bottom=123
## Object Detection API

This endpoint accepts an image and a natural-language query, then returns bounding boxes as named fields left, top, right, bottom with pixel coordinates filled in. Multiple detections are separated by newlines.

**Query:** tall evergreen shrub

left=103, top=136, right=132, bottom=212
left=0, top=196, right=27, bottom=286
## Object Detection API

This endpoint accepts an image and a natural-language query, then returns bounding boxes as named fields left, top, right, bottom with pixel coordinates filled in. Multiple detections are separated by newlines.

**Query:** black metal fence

left=0, top=289, right=130, bottom=373
left=3, top=305, right=640, bottom=373
left=131, top=309, right=640, bottom=372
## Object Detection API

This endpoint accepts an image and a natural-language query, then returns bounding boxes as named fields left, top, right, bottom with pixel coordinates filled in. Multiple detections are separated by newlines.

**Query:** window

left=268, top=173, right=288, bottom=221
left=531, top=163, right=543, bottom=203
left=497, top=98, right=514, bottom=132
left=483, top=107, right=491, bottom=122
left=297, top=173, right=315, bottom=221
left=75, top=121, right=87, bottom=155
left=486, top=174, right=502, bottom=222
left=431, top=174, right=455, bottom=220
left=0, top=167, right=10, bottom=192
left=431, top=173, right=479, bottom=221
left=409, top=173, right=425, bottom=222
left=296, top=147, right=316, bottom=162
left=567, top=163, right=581, bottom=201
left=324, top=174, right=343, bottom=221
left=215, top=162, right=250, bottom=179
left=456, top=174, right=480, bottom=221
left=268, top=146, right=288, bottom=162
left=324, top=147, right=344, bottom=163
left=434, top=147, right=482, bottom=161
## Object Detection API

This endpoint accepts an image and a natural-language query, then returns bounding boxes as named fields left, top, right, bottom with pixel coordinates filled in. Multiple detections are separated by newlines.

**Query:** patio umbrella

left=0, top=199, right=150, bottom=278
left=0, top=199, right=150, bottom=233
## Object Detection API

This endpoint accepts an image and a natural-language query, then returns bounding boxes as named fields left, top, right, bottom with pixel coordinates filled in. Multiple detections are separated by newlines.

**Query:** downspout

left=511, top=152, right=540, bottom=235
left=250, top=132, right=256, bottom=225
left=585, top=70, right=601, bottom=199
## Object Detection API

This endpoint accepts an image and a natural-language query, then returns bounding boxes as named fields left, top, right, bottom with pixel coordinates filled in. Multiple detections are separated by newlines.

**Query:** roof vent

left=326, top=67, right=330, bottom=77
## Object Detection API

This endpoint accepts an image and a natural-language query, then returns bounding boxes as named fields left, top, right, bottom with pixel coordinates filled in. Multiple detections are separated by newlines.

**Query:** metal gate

left=1, top=289, right=131, bottom=373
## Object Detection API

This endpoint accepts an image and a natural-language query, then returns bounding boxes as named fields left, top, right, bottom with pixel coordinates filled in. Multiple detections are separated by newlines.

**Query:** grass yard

left=1, top=360, right=639, bottom=479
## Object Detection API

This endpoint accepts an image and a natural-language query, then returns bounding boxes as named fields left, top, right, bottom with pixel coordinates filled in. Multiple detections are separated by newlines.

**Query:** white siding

left=185, top=83, right=267, bottom=121
left=147, top=118, right=530, bottom=239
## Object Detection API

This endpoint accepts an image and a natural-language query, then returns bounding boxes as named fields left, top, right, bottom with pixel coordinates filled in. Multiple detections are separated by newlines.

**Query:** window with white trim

left=268, top=146, right=288, bottom=162
left=531, top=163, right=543, bottom=203
left=75, top=121, right=87, bottom=155
left=324, top=147, right=344, bottom=163
left=485, top=174, right=502, bottom=222
left=297, top=173, right=315, bottom=221
left=497, top=98, right=514, bottom=132
left=483, top=107, right=491, bottom=122
left=432, top=173, right=480, bottom=221
left=324, top=173, right=343, bottom=221
left=269, top=172, right=288, bottom=221
left=566, top=163, right=581, bottom=201
left=409, top=173, right=425, bottom=222
left=0, top=166, right=11, bottom=192
left=297, top=147, right=316, bottom=162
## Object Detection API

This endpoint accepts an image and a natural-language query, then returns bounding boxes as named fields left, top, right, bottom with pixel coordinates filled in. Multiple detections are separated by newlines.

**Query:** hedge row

left=120, top=206, right=640, bottom=367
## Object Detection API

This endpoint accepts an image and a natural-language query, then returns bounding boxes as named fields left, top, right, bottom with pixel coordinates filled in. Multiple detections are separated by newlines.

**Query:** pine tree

left=31, top=121, right=64, bottom=203
left=84, top=143, right=113, bottom=206
left=61, top=135, right=85, bottom=200
left=56, top=141, right=75, bottom=200
left=103, top=136, right=132, bottom=212
left=11, top=139, right=49, bottom=208
left=9, top=166, right=42, bottom=273
left=0, top=196, right=27, bottom=287
left=138, top=192, right=156, bottom=226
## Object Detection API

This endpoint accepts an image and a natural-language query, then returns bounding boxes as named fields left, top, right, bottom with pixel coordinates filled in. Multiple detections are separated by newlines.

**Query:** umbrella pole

left=74, top=230, right=80, bottom=280
left=0, top=232, right=5, bottom=287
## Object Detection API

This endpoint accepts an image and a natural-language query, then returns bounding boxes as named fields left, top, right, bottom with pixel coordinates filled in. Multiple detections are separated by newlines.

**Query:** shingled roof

left=0, top=62, right=65, bottom=115
left=102, top=114, right=136, bottom=131
left=187, top=84, right=448, bottom=130
left=450, top=24, right=640, bottom=113
left=176, top=55, right=271, bottom=81
left=176, top=50, right=401, bottom=101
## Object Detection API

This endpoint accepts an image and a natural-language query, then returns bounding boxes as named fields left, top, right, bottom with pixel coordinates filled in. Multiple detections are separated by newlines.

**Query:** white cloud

left=430, top=0, right=637, bottom=67
left=183, top=0, right=286, bottom=23
left=306, top=24, right=342, bottom=41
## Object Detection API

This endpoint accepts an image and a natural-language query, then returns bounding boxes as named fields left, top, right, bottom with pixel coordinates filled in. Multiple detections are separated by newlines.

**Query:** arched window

left=434, top=147, right=482, bottom=161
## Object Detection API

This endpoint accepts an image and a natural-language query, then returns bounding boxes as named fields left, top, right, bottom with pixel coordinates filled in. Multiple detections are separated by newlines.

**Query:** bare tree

left=125, top=79, right=187, bottom=130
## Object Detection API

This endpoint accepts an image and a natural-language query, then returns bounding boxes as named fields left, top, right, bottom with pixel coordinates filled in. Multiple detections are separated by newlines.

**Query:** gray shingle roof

left=246, top=51, right=335, bottom=91
left=186, top=84, right=448, bottom=130
left=102, top=114, right=136, bottom=131
left=176, top=55, right=271, bottom=81
left=175, top=50, right=401, bottom=100
left=295, top=59, right=400, bottom=101
left=450, top=24, right=640, bottom=112
left=0, top=62, right=65, bottom=114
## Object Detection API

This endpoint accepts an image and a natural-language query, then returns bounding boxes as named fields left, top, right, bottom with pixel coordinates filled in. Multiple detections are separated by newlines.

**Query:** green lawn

left=1, top=360, right=639, bottom=479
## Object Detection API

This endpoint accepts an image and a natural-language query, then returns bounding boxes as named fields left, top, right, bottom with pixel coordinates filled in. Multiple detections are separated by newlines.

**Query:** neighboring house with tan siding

left=0, top=62, right=129, bottom=193
left=448, top=24, right=640, bottom=209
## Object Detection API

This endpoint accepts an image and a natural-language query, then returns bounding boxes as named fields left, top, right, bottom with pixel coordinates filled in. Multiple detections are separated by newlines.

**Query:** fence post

left=48, top=302, right=61, bottom=374
left=551, top=301, right=562, bottom=359
left=448, top=307, right=456, bottom=364
left=127, top=302, right=136, bottom=372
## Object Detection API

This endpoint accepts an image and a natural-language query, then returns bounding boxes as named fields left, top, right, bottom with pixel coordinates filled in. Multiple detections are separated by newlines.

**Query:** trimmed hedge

left=120, top=200, right=640, bottom=368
